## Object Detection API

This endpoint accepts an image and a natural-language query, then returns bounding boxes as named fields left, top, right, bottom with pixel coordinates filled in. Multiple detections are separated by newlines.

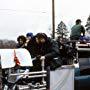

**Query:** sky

left=0, top=0, right=90, bottom=41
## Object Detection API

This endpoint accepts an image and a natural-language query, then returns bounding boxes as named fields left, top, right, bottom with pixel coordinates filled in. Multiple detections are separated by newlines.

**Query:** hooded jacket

left=27, top=36, right=61, bottom=70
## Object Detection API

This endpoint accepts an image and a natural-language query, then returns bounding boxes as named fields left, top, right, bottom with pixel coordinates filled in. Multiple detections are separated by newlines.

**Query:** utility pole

left=52, top=0, right=55, bottom=39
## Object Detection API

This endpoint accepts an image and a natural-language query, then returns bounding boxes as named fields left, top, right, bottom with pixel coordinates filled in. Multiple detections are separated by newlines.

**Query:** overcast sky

left=0, top=0, right=90, bottom=40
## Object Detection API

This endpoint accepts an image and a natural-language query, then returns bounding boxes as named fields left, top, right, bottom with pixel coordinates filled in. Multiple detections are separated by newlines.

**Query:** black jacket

left=27, top=37, right=61, bottom=70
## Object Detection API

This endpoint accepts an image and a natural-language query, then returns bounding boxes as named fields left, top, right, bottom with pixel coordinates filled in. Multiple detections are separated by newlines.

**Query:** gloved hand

left=40, top=56, right=45, bottom=60
left=36, top=55, right=41, bottom=59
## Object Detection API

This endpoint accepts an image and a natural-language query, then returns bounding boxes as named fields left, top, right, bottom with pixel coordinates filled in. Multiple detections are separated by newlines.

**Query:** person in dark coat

left=27, top=33, right=61, bottom=71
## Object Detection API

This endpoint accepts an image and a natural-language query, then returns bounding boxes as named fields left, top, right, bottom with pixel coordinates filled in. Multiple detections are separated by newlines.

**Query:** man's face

left=26, top=36, right=31, bottom=42
left=36, top=37, right=46, bottom=44
left=27, top=36, right=31, bottom=40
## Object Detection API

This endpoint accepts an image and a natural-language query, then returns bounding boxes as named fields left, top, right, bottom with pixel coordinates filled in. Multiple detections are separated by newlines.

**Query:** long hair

left=35, top=33, right=47, bottom=41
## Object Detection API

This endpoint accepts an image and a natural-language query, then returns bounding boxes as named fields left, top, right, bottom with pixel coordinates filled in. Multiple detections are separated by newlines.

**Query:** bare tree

left=0, top=39, right=16, bottom=49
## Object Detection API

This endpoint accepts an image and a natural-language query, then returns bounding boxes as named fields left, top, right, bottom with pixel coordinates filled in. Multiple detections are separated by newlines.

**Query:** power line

left=0, top=9, right=47, bottom=13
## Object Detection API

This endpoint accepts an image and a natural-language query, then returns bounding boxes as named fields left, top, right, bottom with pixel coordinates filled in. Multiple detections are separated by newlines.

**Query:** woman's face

left=36, top=37, right=46, bottom=44
left=18, top=38, right=24, bottom=45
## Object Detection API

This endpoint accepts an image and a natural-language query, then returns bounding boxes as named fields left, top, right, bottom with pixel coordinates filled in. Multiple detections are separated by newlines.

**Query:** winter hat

left=26, top=32, right=33, bottom=37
